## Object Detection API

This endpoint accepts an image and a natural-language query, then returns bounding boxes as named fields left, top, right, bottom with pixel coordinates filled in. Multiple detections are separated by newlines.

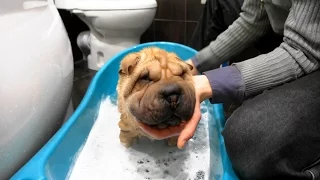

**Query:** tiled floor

left=72, top=60, right=96, bottom=109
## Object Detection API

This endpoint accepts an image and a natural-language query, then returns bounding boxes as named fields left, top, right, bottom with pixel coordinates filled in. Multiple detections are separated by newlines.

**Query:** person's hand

left=185, top=59, right=200, bottom=75
left=137, top=121, right=187, bottom=140
left=137, top=75, right=213, bottom=149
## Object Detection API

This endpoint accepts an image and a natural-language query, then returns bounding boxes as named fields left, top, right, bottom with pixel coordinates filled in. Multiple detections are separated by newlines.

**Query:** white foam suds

left=68, top=96, right=212, bottom=180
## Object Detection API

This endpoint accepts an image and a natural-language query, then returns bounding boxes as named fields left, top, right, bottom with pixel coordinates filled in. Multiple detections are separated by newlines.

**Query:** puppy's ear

left=119, top=53, right=140, bottom=75
left=187, top=63, right=194, bottom=71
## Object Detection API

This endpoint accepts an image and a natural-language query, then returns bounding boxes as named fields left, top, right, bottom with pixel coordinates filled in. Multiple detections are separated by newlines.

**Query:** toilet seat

left=55, top=0, right=157, bottom=10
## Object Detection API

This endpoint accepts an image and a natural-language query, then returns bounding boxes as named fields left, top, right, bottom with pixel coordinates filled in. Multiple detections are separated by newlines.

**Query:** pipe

left=76, top=31, right=91, bottom=61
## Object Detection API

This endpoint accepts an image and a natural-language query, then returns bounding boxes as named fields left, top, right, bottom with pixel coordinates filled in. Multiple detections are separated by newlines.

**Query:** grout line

left=184, top=0, right=187, bottom=44
left=74, top=59, right=85, bottom=64
left=73, top=71, right=96, bottom=82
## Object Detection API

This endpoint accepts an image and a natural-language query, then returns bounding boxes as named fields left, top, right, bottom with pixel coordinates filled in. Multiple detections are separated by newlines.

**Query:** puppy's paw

left=119, top=130, right=136, bottom=147
left=118, top=115, right=131, bottom=132
left=167, top=136, right=178, bottom=147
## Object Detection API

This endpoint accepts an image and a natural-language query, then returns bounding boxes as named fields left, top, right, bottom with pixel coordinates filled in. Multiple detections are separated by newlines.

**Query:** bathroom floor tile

left=72, top=66, right=96, bottom=109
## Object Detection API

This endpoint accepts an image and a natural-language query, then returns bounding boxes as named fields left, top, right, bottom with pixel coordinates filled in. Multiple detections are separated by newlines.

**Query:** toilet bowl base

left=87, top=33, right=140, bottom=71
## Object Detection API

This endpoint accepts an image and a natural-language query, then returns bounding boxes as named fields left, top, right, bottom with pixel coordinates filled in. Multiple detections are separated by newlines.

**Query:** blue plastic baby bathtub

left=11, top=42, right=239, bottom=180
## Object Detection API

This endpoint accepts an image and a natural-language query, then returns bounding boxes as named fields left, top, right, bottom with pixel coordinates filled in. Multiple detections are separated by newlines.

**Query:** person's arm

left=138, top=1, right=320, bottom=149
left=191, top=0, right=271, bottom=73
left=204, top=0, right=320, bottom=103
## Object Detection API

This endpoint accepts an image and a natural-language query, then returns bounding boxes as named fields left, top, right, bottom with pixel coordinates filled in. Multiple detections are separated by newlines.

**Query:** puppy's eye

left=181, top=70, right=187, bottom=77
left=140, top=74, right=150, bottom=81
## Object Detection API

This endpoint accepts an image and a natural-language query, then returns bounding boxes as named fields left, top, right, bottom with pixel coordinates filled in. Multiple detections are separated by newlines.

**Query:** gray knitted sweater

left=192, top=0, right=320, bottom=101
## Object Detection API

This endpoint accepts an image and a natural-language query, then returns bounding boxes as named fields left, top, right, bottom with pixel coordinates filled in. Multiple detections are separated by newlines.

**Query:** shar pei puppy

left=117, top=47, right=196, bottom=147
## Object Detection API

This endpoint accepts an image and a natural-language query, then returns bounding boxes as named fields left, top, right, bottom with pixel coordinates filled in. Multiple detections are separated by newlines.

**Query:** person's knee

left=221, top=95, right=290, bottom=179
left=221, top=109, right=270, bottom=179
left=221, top=97, right=320, bottom=179
left=221, top=72, right=320, bottom=179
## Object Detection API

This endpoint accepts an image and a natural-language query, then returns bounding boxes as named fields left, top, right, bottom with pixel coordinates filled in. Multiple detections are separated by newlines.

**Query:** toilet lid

left=69, top=0, right=157, bottom=10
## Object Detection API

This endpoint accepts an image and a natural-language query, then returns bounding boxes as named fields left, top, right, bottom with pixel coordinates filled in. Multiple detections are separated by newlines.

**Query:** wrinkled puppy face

left=118, top=47, right=196, bottom=128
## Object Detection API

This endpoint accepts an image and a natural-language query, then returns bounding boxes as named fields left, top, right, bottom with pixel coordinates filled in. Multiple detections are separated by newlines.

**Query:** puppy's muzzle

left=161, top=84, right=182, bottom=110
left=129, top=82, right=195, bottom=128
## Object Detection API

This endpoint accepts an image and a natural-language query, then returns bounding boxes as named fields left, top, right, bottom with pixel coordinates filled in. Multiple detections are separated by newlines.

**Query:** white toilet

left=55, top=0, right=157, bottom=71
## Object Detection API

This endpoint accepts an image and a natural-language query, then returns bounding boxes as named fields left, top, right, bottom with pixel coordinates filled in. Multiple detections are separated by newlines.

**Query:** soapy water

left=67, top=96, right=223, bottom=180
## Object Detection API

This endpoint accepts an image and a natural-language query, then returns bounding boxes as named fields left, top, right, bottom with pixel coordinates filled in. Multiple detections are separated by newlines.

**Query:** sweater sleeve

left=193, top=0, right=271, bottom=73
left=234, top=0, right=320, bottom=98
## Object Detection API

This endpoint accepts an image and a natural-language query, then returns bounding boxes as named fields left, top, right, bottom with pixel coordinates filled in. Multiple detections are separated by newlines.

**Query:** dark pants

left=223, top=70, right=320, bottom=180
left=189, top=0, right=320, bottom=179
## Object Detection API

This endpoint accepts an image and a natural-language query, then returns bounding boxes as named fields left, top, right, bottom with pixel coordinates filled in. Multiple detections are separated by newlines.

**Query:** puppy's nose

left=162, top=84, right=182, bottom=109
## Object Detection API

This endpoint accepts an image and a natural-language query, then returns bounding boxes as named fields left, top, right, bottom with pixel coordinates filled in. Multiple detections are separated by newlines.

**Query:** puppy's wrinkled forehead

left=118, top=47, right=194, bottom=100
left=137, top=47, right=189, bottom=79
left=140, top=47, right=175, bottom=63
left=119, top=47, right=193, bottom=80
